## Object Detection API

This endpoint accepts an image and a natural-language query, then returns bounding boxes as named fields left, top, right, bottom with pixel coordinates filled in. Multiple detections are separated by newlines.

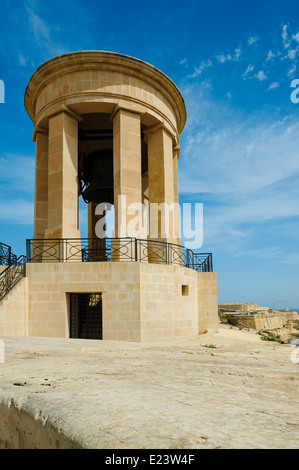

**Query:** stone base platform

left=0, top=262, right=218, bottom=341
left=0, top=327, right=298, bottom=449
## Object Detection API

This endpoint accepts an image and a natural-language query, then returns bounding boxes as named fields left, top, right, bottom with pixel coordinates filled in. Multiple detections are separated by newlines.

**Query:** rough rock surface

left=0, top=326, right=298, bottom=449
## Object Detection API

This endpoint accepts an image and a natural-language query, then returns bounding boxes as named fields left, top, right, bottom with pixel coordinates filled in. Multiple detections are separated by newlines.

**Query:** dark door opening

left=70, top=293, right=102, bottom=340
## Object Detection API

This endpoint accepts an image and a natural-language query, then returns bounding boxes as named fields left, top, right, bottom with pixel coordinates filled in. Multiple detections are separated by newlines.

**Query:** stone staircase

left=0, top=243, right=26, bottom=302
left=0, top=243, right=28, bottom=336
left=0, top=277, right=28, bottom=336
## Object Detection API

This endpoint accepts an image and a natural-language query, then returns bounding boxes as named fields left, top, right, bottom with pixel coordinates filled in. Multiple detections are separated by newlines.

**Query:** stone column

left=44, top=107, right=81, bottom=262
left=172, top=145, right=183, bottom=266
left=88, top=202, right=107, bottom=261
left=140, top=173, right=150, bottom=262
left=173, top=146, right=180, bottom=245
left=31, top=128, right=48, bottom=262
left=112, top=108, right=142, bottom=261
left=146, top=125, right=178, bottom=263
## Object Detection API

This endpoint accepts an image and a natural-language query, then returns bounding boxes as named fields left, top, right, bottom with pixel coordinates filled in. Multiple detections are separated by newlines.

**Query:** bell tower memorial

left=0, top=51, right=218, bottom=341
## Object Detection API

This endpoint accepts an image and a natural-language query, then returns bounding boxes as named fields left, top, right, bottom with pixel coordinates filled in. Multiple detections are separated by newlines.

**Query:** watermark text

left=94, top=198, right=203, bottom=249
left=290, top=79, right=299, bottom=103
left=0, top=80, right=5, bottom=103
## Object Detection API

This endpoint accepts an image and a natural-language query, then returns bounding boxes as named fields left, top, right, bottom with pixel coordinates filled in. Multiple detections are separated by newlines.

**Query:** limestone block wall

left=26, top=262, right=141, bottom=341
left=231, top=315, right=256, bottom=329
left=140, top=264, right=199, bottom=340
left=0, top=279, right=29, bottom=337
left=254, top=314, right=284, bottom=331
left=35, top=69, right=177, bottom=136
left=0, top=262, right=218, bottom=341
left=197, top=273, right=219, bottom=333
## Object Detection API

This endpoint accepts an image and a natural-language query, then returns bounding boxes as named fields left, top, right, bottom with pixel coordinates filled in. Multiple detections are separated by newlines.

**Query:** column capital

left=173, top=144, right=180, bottom=159
left=143, top=122, right=176, bottom=141
left=32, top=126, right=48, bottom=142
left=47, top=104, right=83, bottom=123
left=109, top=104, right=143, bottom=122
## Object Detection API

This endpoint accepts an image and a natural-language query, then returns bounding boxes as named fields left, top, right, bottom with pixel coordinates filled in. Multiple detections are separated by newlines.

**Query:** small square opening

left=182, top=285, right=189, bottom=296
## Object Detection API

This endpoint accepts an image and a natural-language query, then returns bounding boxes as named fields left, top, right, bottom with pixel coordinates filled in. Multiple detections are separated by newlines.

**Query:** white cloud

left=24, top=2, right=69, bottom=59
left=293, top=32, right=299, bottom=43
left=180, top=83, right=299, bottom=196
left=216, top=47, right=242, bottom=64
left=0, top=199, right=33, bottom=225
left=187, top=59, right=212, bottom=78
left=282, top=24, right=290, bottom=49
left=242, top=65, right=254, bottom=79
left=248, top=36, right=259, bottom=46
left=178, top=82, right=299, bottom=255
left=286, top=47, right=299, bottom=60
left=287, top=63, right=296, bottom=78
left=216, top=54, right=231, bottom=64
left=266, top=50, right=277, bottom=62
left=254, top=70, right=267, bottom=81
left=0, top=154, right=35, bottom=193
left=18, top=51, right=27, bottom=66
left=234, top=47, right=242, bottom=61
left=26, top=5, right=51, bottom=44
left=180, top=58, right=188, bottom=67
left=267, top=81, right=280, bottom=90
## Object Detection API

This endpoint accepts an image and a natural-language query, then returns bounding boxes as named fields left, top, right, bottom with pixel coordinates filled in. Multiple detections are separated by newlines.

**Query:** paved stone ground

left=0, top=326, right=298, bottom=449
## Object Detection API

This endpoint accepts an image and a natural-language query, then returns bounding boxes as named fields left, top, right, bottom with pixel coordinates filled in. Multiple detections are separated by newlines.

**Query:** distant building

left=218, top=302, right=269, bottom=313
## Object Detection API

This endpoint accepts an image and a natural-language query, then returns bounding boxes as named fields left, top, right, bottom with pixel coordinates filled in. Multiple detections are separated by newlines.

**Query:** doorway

left=70, top=293, right=103, bottom=340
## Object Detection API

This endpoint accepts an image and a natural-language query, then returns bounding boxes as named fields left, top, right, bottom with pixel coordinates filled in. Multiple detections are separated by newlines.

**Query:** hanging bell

left=81, top=149, right=114, bottom=204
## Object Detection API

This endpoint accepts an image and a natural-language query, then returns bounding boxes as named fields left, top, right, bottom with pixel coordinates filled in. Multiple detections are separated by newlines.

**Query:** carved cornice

left=24, top=51, right=187, bottom=134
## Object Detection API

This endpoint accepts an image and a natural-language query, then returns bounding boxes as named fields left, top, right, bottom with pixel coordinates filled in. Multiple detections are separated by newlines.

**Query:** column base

left=43, top=228, right=81, bottom=262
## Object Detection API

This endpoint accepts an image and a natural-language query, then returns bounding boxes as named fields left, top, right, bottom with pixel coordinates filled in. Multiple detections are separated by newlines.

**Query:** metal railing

left=26, top=238, right=213, bottom=273
left=193, top=253, right=213, bottom=273
left=0, top=242, right=17, bottom=266
left=0, top=256, right=27, bottom=301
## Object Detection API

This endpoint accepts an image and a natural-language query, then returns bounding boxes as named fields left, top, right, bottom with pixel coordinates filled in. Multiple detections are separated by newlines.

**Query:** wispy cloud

left=18, top=51, right=28, bottom=66
left=282, top=24, right=290, bottom=49
left=215, top=47, right=242, bottom=64
left=26, top=4, right=51, bottom=45
left=242, top=64, right=254, bottom=79
left=0, top=154, right=35, bottom=193
left=16, top=0, right=92, bottom=65
left=184, top=24, right=299, bottom=93
left=267, top=81, right=280, bottom=90
left=187, top=59, right=213, bottom=78
left=280, top=24, right=299, bottom=63
left=179, top=82, right=299, bottom=255
left=0, top=199, right=33, bottom=225
left=287, top=63, right=296, bottom=78
left=254, top=70, right=267, bottom=81
left=248, top=36, right=259, bottom=46
left=266, top=50, right=279, bottom=62
left=180, top=58, right=188, bottom=67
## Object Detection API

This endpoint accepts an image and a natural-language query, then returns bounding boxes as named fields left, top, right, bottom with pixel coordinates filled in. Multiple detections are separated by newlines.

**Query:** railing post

left=191, top=250, right=194, bottom=269
left=186, top=249, right=190, bottom=269
left=5, top=269, right=9, bottom=296
left=168, top=243, right=172, bottom=265
left=26, top=240, right=30, bottom=263
left=134, top=238, right=138, bottom=262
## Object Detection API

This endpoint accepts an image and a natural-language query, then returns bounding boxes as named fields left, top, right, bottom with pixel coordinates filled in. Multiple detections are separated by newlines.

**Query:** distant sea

left=292, top=309, right=299, bottom=314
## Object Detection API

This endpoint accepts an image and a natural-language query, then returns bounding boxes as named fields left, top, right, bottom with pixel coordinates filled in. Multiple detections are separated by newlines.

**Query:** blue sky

left=0, top=0, right=299, bottom=308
